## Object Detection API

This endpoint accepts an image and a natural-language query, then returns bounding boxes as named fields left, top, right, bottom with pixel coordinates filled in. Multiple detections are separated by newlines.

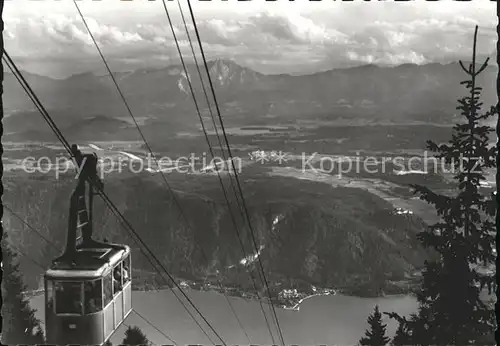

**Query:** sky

left=4, top=0, right=498, bottom=78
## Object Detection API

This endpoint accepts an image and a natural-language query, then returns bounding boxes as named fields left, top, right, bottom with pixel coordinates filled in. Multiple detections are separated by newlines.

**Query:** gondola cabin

left=44, top=244, right=132, bottom=345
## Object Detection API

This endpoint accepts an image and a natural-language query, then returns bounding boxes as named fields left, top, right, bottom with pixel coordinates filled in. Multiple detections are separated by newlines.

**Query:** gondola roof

left=45, top=245, right=130, bottom=279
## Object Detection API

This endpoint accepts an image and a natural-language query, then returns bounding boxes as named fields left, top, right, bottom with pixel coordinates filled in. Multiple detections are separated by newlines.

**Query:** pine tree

left=359, top=305, right=390, bottom=346
left=390, top=322, right=410, bottom=346
left=1, top=232, right=45, bottom=345
left=121, top=325, right=150, bottom=346
left=385, top=25, right=497, bottom=345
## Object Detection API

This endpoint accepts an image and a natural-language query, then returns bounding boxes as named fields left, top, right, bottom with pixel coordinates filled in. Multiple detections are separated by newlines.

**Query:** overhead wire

left=4, top=206, right=63, bottom=272
left=6, top=3, right=281, bottom=342
left=71, top=1, right=250, bottom=343
left=73, top=0, right=277, bottom=342
left=168, top=0, right=278, bottom=341
left=5, top=49, right=222, bottom=346
left=172, top=0, right=245, bottom=215
left=3, top=53, right=71, bottom=152
left=5, top=206, right=177, bottom=346
left=6, top=45, right=219, bottom=346
left=131, top=309, right=179, bottom=346
left=12, top=247, right=47, bottom=272
left=155, top=5, right=253, bottom=336
left=184, top=1, right=286, bottom=345
left=158, top=0, right=275, bottom=342
left=70, top=1, right=237, bottom=344
left=4, top=204, right=61, bottom=253
left=98, top=194, right=219, bottom=345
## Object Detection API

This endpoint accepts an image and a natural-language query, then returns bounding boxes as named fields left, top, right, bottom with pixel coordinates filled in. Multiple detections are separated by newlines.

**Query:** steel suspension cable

left=5, top=208, right=179, bottom=346
left=3, top=53, right=71, bottom=152
left=4, top=204, right=61, bottom=253
left=72, top=1, right=253, bottom=343
left=6, top=50, right=222, bottom=346
left=132, top=308, right=179, bottom=346
left=159, top=0, right=274, bottom=342
left=6, top=176, right=213, bottom=345
left=97, top=191, right=220, bottom=345
left=173, top=0, right=245, bottom=216
left=185, top=1, right=286, bottom=344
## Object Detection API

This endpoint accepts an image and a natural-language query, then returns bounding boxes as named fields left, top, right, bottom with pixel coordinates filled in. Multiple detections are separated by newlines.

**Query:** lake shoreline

left=28, top=286, right=419, bottom=345
left=24, top=285, right=414, bottom=312
left=125, top=284, right=415, bottom=311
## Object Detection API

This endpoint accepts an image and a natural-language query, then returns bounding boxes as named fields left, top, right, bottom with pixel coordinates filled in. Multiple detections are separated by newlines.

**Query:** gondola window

left=103, top=272, right=113, bottom=307
left=55, top=281, right=82, bottom=314
left=84, top=279, right=103, bottom=314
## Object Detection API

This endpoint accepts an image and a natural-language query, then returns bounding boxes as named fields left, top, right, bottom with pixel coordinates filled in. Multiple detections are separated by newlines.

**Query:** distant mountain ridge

left=4, top=59, right=498, bottom=141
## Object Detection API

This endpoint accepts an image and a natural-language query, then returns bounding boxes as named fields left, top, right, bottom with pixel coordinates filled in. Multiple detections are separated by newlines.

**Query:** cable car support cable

left=5, top=50, right=224, bottom=346
left=6, top=205, right=178, bottom=346
left=158, top=0, right=275, bottom=342
left=131, top=308, right=179, bottom=346
left=3, top=53, right=71, bottom=152
left=4, top=204, right=61, bottom=253
left=71, top=1, right=254, bottom=343
left=6, top=48, right=219, bottom=346
left=170, top=0, right=245, bottom=216
left=185, top=1, right=287, bottom=345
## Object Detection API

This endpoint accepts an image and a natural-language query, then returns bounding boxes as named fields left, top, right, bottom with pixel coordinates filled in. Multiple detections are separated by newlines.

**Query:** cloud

left=6, top=15, right=144, bottom=60
left=248, top=12, right=333, bottom=44
left=4, top=2, right=497, bottom=77
left=341, top=16, right=496, bottom=66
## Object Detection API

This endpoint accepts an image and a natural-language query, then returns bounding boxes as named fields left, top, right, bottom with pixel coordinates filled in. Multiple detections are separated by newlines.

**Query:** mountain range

left=4, top=59, right=498, bottom=142
left=4, top=60, right=461, bottom=298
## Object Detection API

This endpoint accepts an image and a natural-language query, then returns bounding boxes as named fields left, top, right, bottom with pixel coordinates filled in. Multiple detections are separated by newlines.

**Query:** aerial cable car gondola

left=44, top=144, right=132, bottom=346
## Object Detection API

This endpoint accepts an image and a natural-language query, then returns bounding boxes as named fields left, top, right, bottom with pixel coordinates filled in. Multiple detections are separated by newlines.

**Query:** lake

left=30, top=289, right=417, bottom=345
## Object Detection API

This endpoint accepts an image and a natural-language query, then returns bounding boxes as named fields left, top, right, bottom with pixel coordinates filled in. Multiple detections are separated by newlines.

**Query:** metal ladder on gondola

left=53, top=144, right=126, bottom=265
left=74, top=172, right=102, bottom=249
left=53, top=145, right=103, bottom=263
left=75, top=188, right=110, bottom=258
left=77, top=194, right=89, bottom=232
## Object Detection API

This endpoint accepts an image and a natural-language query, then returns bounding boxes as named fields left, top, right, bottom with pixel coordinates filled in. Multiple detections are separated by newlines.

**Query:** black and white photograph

left=1, top=0, right=499, bottom=345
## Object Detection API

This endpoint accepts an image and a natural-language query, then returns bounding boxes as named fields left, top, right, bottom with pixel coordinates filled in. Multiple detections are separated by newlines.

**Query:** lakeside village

left=178, top=280, right=338, bottom=310
left=173, top=274, right=420, bottom=309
